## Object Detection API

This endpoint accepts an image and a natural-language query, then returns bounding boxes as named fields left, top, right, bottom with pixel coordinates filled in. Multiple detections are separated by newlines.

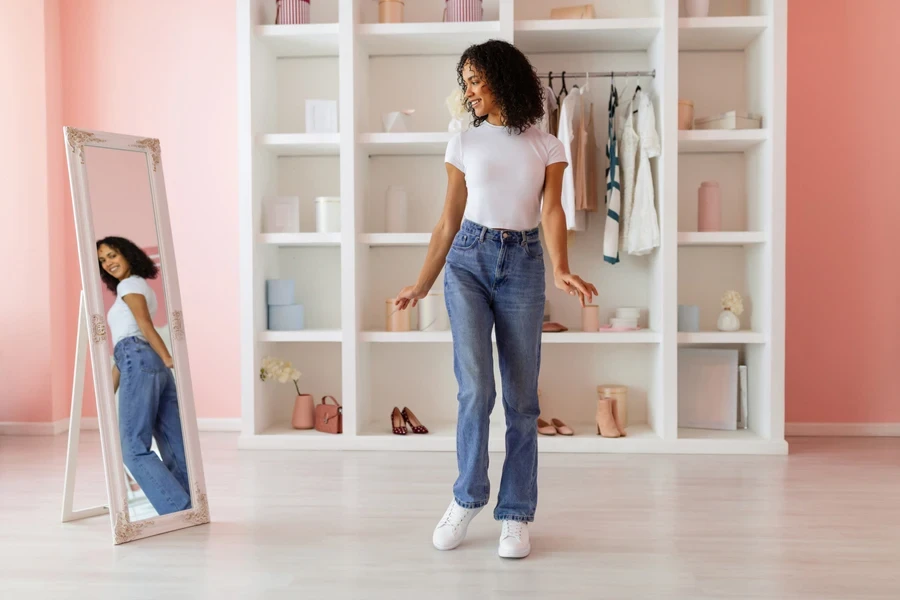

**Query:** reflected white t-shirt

left=107, top=275, right=157, bottom=348
left=444, top=122, right=568, bottom=230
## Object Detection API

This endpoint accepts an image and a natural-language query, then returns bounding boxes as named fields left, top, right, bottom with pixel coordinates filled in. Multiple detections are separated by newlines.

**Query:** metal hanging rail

left=537, top=69, right=656, bottom=79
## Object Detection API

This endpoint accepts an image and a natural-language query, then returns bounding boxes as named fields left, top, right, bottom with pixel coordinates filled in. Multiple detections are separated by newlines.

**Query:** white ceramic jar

left=315, top=196, right=340, bottom=233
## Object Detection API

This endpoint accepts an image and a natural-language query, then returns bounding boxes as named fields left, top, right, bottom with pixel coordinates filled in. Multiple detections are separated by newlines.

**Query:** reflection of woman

left=97, top=236, right=190, bottom=515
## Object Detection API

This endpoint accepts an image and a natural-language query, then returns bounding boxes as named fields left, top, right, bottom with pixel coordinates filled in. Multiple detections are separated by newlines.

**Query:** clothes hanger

left=558, top=71, right=569, bottom=104
left=548, top=71, right=554, bottom=93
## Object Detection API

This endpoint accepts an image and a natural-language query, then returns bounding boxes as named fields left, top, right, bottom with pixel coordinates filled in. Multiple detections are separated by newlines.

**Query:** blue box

left=266, top=279, right=295, bottom=306
left=268, top=304, right=304, bottom=331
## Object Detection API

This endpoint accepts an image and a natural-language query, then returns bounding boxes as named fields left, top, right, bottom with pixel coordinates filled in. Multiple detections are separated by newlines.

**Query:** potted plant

left=260, top=356, right=312, bottom=429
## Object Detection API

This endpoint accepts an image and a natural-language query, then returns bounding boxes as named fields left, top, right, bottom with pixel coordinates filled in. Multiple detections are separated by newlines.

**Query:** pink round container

left=698, top=181, right=721, bottom=232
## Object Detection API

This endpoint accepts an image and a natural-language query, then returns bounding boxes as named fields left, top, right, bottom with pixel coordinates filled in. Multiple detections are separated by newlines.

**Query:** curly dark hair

left=456, top=40, right=544, bottom=134
left=96, top=236, right=159, bottom=293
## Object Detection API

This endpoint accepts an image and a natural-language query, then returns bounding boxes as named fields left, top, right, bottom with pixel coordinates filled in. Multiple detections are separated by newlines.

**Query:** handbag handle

left=321, top=395, right=341, bottom=408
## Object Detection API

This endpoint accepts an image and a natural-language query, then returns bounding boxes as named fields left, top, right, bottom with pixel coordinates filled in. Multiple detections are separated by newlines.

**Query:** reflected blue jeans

left=114, top=336, right=191, bottom=515
left=444, top=219, right=545, bottom=523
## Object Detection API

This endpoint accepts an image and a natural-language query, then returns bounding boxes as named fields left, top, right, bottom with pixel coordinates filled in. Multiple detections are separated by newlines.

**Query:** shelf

left=356, top=422, right=664, bottom=453
left=259, top=233, right=341, bottom=247
left=679, top=17, right=768, bottom=51
left=238, top=423, right=786, bottom=454
left=678, top=232, right=766, bottom=246
left=514, top=18, right=661, bottom=53
left=359, top=233, right=432, bottom=247
left=255, top=23, right=339, bottom=58
left=678, top=130, right=768, bottom=153
left=361, top=330, right=660, bottom=344
left=258, top=330, right=342, bottom=343
left=257, top=133, right=340, bottom=156
left=678, top=331, right=765, bottom=345
left=357, top=21, right=501, bottom=56
left=359, top=132, right=451, bottom=156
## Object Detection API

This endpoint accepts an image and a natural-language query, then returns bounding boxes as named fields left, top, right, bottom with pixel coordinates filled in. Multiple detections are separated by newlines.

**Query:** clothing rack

left=537, top=69, right=656, bottom=80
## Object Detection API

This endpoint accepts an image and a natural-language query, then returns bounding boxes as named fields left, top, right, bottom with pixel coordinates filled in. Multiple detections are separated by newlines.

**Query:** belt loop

left=479, top=227, right=487, bottom=243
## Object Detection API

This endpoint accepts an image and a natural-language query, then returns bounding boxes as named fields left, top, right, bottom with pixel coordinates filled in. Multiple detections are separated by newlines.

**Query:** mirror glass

left=84, top=145, right=192, bottom=521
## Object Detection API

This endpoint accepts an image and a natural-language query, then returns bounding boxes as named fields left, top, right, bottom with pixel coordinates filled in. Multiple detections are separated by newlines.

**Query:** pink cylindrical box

left=582, top=305, right=600, bottom=332
left=378, top=0, right=404, bottom=23
left=445, top=0, right=483, bottom=22
left=698, top=181, right=722, bottom=232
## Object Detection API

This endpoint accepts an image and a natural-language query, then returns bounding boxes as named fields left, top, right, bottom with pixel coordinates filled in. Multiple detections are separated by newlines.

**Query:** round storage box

left=385, top=299, right=411, bottom=332
left=378, top=0, right=404, bottom=23
left=315, top=196, right=341, bottom=233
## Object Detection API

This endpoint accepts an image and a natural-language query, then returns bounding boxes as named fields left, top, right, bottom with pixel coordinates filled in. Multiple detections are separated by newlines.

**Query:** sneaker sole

left=498, top=544, right=531, bottom=559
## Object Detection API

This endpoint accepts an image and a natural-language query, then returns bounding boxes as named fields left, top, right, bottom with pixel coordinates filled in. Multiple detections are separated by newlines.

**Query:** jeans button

left=502, top=232, right=508, bottom=239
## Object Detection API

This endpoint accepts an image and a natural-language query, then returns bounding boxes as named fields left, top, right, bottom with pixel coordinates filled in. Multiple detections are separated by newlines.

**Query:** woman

left=394, top=41, right=598, bottom=559
left=97, top=236, right=191, bottom=516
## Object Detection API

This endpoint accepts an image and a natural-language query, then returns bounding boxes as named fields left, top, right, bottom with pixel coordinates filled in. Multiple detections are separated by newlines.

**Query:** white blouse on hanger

left=625, top=89, right=660, bottom=256
left=557, top=87, right=586, bottom=232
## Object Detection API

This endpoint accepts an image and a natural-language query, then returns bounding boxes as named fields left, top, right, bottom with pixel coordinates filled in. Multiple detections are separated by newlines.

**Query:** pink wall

left=785, top=0, right=900, bottom=423
left=4, top=1, right=898, bottom=427
left=58, top=0, right=239, bottom=420
left=0, top=1, right=65, bottom=423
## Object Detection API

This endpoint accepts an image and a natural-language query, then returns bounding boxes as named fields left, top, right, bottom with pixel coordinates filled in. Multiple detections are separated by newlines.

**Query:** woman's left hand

left=164, top=355, right=174, bottom=368
left=554, top=271, right=599, bottom=307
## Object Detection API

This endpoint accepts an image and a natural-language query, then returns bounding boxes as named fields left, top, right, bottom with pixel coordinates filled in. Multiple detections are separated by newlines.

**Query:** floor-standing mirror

left=64, top=127, right=209, bottom=544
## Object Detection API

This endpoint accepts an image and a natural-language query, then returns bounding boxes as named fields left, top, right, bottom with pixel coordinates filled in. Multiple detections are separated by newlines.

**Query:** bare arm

left=395, top=163, right=468, bottom=310
left=121, top=293, right=174, bottom=368
left=541, top=162, right=598, bottom=306
left=112, top=364, right=120, bottom=394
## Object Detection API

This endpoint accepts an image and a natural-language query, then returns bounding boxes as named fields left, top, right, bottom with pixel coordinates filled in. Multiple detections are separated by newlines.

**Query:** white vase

left=717, top=309, right=741, bottom=332
left=685, top=0, right=710, bottom=17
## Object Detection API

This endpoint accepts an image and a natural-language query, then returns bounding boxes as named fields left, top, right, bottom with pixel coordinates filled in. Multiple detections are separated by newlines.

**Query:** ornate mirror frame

left=63, top=127, right=209, bottom=544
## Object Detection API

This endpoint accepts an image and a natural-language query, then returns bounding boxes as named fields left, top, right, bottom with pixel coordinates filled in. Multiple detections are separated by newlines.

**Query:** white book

left=738, top=365, right=748, bottom=429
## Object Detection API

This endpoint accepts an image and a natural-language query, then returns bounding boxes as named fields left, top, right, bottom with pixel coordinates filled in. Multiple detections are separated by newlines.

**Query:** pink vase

left=292, top=394, right=315, bottom=429
left=698, top=181, right=721, bottom=232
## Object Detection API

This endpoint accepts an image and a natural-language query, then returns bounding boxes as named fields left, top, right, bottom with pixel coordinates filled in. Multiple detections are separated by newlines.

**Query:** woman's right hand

left=394, top=285, right=427, bottom=311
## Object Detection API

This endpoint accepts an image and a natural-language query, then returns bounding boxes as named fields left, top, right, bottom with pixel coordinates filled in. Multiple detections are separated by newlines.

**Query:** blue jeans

left=444, top=219, right=545, bottom=523
left=114, top=336, right=191, bottom=515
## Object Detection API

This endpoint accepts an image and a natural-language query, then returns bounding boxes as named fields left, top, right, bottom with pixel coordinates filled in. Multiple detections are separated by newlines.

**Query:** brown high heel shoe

left=596, top=398, right=621, bottom=438
left=401, top=407, right=428, bottom=434
left=391, top=407, right=407, bottom=435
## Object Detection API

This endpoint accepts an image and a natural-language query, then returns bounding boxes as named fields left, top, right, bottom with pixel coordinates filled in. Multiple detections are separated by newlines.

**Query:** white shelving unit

left=238, top=0, right=787, bottom=455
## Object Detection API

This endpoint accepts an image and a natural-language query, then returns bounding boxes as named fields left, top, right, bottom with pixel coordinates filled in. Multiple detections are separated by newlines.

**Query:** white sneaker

left=433, top=501, right=483, bottom=551
left=498, top=520, right=531, bottom=558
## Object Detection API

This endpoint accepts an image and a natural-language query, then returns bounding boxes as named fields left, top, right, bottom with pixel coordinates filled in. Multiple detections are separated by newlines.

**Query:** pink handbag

left=444, top=0, right=483, bottom=22
left=314, top=395, right=342, bottom=434
left=276, top=0, right=310, bottom=25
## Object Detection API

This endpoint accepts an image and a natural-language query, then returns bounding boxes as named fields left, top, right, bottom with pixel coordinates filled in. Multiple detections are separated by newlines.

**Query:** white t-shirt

left=107, top=275, right=157, bottom=348
left=444, top=122, right=568, bottom=230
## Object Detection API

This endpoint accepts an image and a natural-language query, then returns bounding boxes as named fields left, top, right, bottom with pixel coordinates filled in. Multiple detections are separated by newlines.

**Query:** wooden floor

left=1, top=432, right=899, bottom=599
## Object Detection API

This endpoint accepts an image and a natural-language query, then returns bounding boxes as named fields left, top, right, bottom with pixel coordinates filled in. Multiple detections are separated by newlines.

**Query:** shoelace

left=440, top=504, right=468, bottom=529
left=502, top=520, right=524, bottom=540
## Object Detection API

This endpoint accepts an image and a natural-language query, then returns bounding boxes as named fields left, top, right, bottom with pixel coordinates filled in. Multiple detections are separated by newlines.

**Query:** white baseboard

left=196, top=418, right=241, bottom=432
left=1, top=417, right=241, bottom=435
left=786, top=423, right=900, bottom=437
left=0, top=422, right=60, bottom=436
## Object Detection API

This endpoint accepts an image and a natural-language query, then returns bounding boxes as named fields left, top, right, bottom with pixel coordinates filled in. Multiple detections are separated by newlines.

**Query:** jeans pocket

left=523, top=240, right=544, bottom=260
left=451, top=231, right=479, bottom=252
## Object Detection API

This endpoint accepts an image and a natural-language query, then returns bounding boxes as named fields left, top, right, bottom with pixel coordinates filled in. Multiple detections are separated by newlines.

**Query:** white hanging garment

left=616, top=91, right=637, bottom=247
left=556, top=87, right=586, bottom=231
left=625, top=89, right=661, bottom=256
left=539, top=85, right=559, bottom=134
